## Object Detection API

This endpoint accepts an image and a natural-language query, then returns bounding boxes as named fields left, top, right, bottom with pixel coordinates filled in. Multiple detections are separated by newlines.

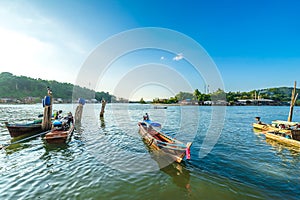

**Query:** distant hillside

left=256, top=87, right=300, bottom=102
left=0, top=72, right=115, bottom=103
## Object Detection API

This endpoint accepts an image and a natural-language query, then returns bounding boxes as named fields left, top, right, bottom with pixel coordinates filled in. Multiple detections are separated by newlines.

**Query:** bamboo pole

left=287, top=81, right=298, bottom=122
left=100, top=99, right=106, bottom=118
left=42, top=87, right=53, bottom=131
left=75, top=103, right=83, bottom=124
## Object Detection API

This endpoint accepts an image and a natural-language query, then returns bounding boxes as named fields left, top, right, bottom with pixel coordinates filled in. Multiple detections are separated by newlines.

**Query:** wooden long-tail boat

left=5, top=119, right=43, bottom=137
left=138, top=119, right=192, bottom=163
left=44, top=123, right=74, bottom=144
left=5, top=88, right=53, bottom=138
left=253, top=81, right=300, bottom=148
left=44, top=113, right=74, bottom=144
left=252, top=119, right=299, bottom=135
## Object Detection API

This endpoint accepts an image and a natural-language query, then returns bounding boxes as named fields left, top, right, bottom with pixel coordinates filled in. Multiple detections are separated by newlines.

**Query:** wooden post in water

left=42, top=87, right=53, bottom=131
left=75, top=98, right=85, bottom=124
left=288, top=81, right=298, bottom=122
left=100, top=99, right=106, bottom=118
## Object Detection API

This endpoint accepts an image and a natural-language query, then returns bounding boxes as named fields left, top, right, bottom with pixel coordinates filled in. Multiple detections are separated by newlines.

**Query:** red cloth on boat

left=186, top=148, right=191, bottom=159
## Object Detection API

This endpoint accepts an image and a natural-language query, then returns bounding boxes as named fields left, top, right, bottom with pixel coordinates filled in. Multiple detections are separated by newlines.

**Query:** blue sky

left=0, top=0, right=299, bottom=100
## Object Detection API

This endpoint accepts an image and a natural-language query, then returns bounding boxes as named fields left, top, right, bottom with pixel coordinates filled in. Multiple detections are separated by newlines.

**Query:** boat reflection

left=265, top=138, right=300, bottom=156
left=143, top=141, right=191, bottom=192
left=160, top=162, right=191, bottom=192
left=3, top=142, right=31, bottom=154
left=40, top=142, right=76, bottom=167
left=43, top=140, right=69, bottom=148
left=100, top=117, right=105, bottom=129
left=3, top=132, right=42, bottom=154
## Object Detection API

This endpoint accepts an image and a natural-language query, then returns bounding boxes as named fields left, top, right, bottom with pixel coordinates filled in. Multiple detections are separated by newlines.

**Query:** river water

left=0, top=104, right=300, bottom=200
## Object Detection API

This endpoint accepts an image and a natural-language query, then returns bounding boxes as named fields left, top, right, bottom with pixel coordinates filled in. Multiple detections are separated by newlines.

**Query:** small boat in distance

left=5, top=119, right=43, bottom=137
left=138, top=116, right=192, bottom=163
left=44, top=113, right=74, bottom=144
left=154, top=106, right=167, bottom=109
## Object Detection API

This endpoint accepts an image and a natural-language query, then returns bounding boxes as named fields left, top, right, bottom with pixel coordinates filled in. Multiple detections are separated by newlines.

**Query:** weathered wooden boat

left=252, top=118, right=300, bottom=134
left=5, top=119, right=43, bottom=137
left=44, top=114, right=74, bottom=144
left=44, top=124, right=74, bottom=144
left=5, top=89, right=53, bottom=138
left=138, top=119, right=192, bottom=163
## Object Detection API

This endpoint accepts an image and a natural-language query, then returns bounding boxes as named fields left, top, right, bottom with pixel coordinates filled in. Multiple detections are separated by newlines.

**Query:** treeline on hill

left=0, top=72, right=115, bottom=103
left=151, top=90, right=224, bottom=104
left=150, top=87, right=300, bottom=105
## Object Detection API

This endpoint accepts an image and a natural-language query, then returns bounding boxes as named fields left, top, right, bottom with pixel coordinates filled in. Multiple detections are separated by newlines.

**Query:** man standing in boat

left=59, top=112, right=74, bottom=130
left=66, top=112, right=74, bottom=126
left=143, top=113, right=149, bottom=121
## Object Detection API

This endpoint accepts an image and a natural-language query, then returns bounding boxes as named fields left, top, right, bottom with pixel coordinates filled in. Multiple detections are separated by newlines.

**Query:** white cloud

left=0, top=1, right=89, bottom=84
left=0, top=27, right=53, bottom=69
left=173, top=53, right=183, bottom=61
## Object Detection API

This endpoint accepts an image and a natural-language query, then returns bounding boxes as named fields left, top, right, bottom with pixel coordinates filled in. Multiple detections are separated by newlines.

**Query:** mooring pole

left=288, top=81, right=298, bottom=122
left=75, top=98, right=85, bottom=124
left=100, top=99, right=106, bottom=118
left=42, top=87, right=53, bottom=131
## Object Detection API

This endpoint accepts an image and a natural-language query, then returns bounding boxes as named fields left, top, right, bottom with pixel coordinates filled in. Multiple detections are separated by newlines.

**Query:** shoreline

left=0, top=102, right=295, bottom=107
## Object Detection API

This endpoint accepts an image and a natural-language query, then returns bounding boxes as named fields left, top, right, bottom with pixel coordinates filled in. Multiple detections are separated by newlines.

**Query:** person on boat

left=60, top=112, right=73, bottom=130
left=66, top=112, right=74, bottom=125
left=255, top=117, right=262, bottom=124
left=143, top=113, right=149, bottom=121
left=54, top=110, right=63, bottom=119
left=279, top=124, right=286, bottom=129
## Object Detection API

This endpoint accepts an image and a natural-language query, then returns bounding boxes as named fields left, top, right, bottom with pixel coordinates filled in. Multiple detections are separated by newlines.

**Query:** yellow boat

left=265, top=131, right=300, bottom=148
left=252, top=118, right=299, bottom=134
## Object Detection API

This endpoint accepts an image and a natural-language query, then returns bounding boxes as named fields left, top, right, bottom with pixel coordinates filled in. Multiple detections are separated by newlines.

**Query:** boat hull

left=44, top=125, right=74, bottom=144
left=252, top=122, right=292, bottom=134
left=138, top=122, right=191, bottom=163
left=5, top=122, right=43, bottom=137
left=265, top=131, right=300, bottom=148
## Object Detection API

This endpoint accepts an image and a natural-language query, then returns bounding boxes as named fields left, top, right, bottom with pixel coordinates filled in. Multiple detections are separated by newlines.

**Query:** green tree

left=167, top=96, right=178, bottom=104
left=211, top=88, right=226, bottom=101
left=139, top=98, right=146, bottom=104
left=175, top=91, right=194, bottom=101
